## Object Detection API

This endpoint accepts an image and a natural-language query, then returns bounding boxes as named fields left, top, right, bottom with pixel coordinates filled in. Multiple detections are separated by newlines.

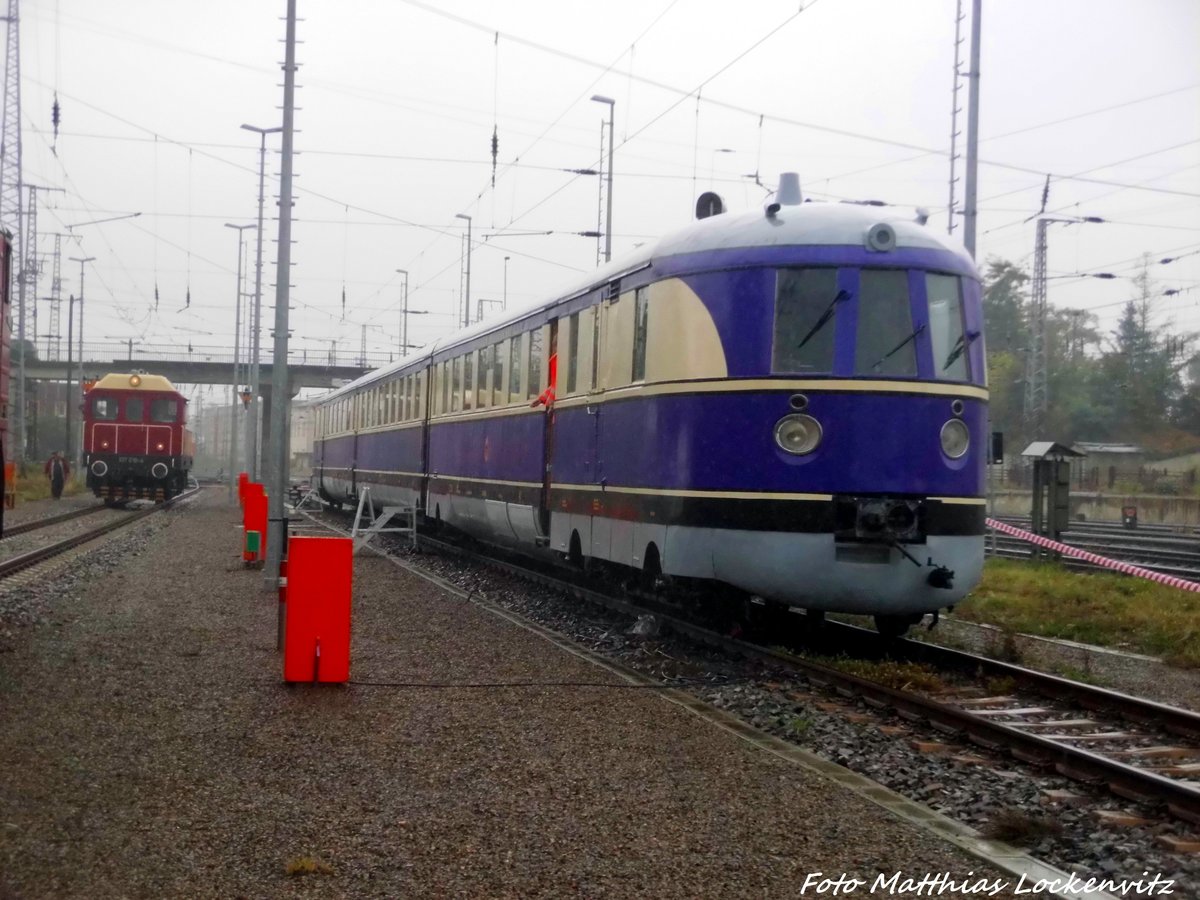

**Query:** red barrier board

left=237, top=472, right=249, bottom=506
left=243, top=492, right=268, bottom=562
left=283, top=536, right=352, bottom=683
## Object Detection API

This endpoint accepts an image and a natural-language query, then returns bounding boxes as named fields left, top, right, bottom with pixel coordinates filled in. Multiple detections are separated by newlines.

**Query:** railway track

left=401, top=530, right=1200, bottom=825
left=0, top=486, right=203, bottom=581
left=987, top=517, right=1200, bottom=582
left=1, top=503, right=110, bottom=539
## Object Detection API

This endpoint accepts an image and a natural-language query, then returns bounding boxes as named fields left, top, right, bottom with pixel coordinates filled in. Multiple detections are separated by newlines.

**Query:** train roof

left=320, top=188, right=977, bottom=403
left=90, top=373, right=183, bottom=394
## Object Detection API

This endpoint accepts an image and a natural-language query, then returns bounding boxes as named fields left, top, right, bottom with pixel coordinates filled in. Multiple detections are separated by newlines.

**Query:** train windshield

left=926, top=273, right=970, bottom=381
left=150, top=398, right=178, bottom=423
left=772, top=268, right=839, bottom=373
left=92, top=396, right=118, bottom=420
left=856, top=269, right=917, bottom=377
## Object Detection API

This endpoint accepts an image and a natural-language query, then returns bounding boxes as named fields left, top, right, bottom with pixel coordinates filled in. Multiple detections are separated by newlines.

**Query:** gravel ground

left=361, top=531, right=1200, bottom=896
left=2, top=492, right=101, bottom=529
left=0, top=491, right=1028, bottom=899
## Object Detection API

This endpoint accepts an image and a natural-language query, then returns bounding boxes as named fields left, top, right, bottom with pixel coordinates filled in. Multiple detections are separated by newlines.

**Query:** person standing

left=45, top=452, right=70, bottom=500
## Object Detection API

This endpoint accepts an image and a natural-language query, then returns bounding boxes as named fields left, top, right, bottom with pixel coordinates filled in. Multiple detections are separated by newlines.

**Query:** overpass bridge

left=22, top=341, right=396, bottom=471
left=23, top=341, right=392, bottom=392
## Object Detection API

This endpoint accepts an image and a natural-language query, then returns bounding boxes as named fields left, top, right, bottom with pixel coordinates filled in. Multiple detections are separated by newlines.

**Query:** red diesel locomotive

left=83, top=373, right=194, bottom=504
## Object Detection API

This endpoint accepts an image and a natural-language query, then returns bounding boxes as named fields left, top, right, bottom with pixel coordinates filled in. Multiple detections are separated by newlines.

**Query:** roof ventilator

left=765, top=172, right=802, bottom=220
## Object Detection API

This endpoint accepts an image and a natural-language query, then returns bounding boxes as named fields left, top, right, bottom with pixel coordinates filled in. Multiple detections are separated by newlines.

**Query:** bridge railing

left=34, top=342, right=398, bottom=370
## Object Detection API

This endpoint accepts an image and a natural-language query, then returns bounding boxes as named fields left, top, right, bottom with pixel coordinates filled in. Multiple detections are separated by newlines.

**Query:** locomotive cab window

left=926, top=273, right=970, bottom=382
left=150, top=398, right=178, bottom=423
left=772, top=268, right=839, bottom=373
left=125, top=397, right=145, bottom=422
left=856, top=269, right=917, bottom=377
left=92, top=396, right=118, bottom=420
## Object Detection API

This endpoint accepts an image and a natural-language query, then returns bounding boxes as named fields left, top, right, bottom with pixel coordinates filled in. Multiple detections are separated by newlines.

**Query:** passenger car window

left=856, top=269, right=917, bottom=377
left=125, top=397, right=145, bottom=422
left=509, top=334, right=523, bottom=400
left=92, top=397, right=118, bottom=420
left=772, top=268, right=840, bottom=373
left=527, top=328, right=544, bottom=399
left=632, top=288, right=649, bottom=382
left=492, top=341, right=504, bottom=406
left=926, top=273, right=970, bottom=382
left=566, top=312, right=579, bottom=395
left=150, top=398, right=178, bottom=423
left=463, top=353, right=474, bottom=410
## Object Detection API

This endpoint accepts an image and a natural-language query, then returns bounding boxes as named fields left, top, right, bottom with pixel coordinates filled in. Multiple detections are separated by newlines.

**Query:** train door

left=537, top=319, right=559, bottom=537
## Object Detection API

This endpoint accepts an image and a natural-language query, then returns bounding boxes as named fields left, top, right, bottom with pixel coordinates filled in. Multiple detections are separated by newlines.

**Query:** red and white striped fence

left=986, top=517, right=1200, bottom=593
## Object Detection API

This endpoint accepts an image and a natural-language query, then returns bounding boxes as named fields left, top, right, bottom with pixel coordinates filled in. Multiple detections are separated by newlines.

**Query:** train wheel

left=568, top=531, right=589, bottom=572
left=639, top=543, right=663, bottom=592
left=874, top=614, right=916, bottom=639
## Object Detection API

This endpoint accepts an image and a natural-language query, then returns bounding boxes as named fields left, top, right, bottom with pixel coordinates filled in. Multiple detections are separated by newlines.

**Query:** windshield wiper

left=795, top=289, right=850, bottom=352
left=870, top=323, right=925, bottom=372
left=942, top=329, right=980, bottom=371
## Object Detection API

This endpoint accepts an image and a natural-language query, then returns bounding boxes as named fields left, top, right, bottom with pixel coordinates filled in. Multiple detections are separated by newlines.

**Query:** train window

left=463, top=352, right=474, bottom=411
left=478, top=345, right=491, bottom=409
left=451, top=357, right=462, bottom=412
left=566, top=312, right=579, bottom=394
left=440, top=362, right=449, bottom=414
left=414, top=371, right=423, bottom=419
left=926, top=273, right=969, bottom=381
left=150, top=398, right=178, bottom=423
left=92, top=396, right=118, bottom=420
left=509, top=334, right=523, bottom=400
left=773, top=268, right=839, bottom=374
left=528, top=328, right=544, bottom=399
left=125, top=397, right=145, bottom=422
left=590, top=306, right=601, bottom=389
left=492, top=340, right=504, bottom=406
left=632, top=287, right=649, bottom=382
left=856, top=269, right=916, bottom=377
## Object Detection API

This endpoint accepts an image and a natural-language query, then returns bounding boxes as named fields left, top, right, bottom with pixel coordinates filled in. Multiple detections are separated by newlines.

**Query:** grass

left=959, top=558, right=1200, bottom=668
left=819, top=657, right=948, bottom=693
left=10, top=472, right=87, bottom=503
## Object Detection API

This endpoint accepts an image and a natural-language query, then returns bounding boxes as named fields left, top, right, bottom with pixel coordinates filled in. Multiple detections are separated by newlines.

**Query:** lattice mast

left=0, top=0, right=25, bottom=459
left=1023, top=218, right=1049, bottom=437
left=946, top=0, right=964, bottom=236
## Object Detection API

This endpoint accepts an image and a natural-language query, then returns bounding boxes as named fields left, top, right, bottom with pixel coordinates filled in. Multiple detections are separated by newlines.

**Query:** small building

left=1071, top=442, right=1145, bottom=491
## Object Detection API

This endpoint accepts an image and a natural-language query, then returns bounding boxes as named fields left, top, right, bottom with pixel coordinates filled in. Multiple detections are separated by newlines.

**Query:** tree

left=981, top=258, right=1031, bottom=443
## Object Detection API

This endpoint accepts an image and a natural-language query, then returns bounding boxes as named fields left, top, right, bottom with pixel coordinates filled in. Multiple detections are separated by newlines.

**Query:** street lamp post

left=225, top=223, right=255, bottom=503
left=396, top=268, right=409, bottom=354
left=455, top=214, right=472, bottom=329
left=590, top=95, right=615, bottom=263
left=240, top=123, right=282, bottom=482
left=67, top=256, right=96, bottom=474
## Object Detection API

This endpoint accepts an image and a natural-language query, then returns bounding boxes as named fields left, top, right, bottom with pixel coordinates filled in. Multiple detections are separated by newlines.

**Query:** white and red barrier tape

left=986, top=517, right=1200, bottom=593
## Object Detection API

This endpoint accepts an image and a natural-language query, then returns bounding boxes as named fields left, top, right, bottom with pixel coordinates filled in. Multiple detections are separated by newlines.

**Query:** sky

left=7, top=0, right=1200, bottom=405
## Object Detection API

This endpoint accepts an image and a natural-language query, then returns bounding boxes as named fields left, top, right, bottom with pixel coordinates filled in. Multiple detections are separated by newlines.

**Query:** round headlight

left=774, top=414, right=822, bottom=455
left=940, top=419, right=969, bottom=459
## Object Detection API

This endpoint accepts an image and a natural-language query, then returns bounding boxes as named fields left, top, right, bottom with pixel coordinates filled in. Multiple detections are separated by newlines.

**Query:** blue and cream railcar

left=313, top=175, right=987, bottom=634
